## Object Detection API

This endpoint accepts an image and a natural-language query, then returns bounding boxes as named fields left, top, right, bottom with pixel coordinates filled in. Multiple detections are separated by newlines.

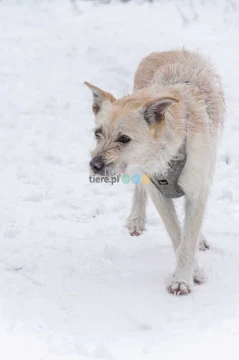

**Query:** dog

left=85, top=50, right=225, bottom=295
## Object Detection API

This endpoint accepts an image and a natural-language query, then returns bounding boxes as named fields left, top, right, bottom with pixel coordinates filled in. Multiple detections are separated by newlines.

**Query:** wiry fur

left=85, top=49, right=225, bottom=295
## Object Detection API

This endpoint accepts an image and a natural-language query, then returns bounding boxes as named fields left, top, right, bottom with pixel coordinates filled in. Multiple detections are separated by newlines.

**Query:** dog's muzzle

left=90, top=156, right=105, bottom=175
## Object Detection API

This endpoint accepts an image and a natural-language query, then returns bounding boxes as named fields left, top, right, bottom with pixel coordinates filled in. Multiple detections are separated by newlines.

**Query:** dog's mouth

left=89, top=159, right=127, bottom=178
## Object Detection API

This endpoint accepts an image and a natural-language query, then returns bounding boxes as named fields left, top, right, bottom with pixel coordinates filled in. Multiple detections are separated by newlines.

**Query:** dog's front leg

left=126, top=184, right=147, bottom=236
left=168, top=192, right=208, bottom=295
left=148, top=185, right=181, bottom=251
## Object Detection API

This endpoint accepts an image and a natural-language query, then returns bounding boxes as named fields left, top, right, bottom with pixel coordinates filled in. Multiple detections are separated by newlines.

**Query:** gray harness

left=150, top=138, right=187, bottom=198
left=149, top=81, right=203, bottom=199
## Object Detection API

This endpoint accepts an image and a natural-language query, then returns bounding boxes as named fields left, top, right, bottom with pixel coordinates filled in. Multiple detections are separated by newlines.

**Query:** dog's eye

left=118, top=135, right=131, bottom=144
left=95, top=131, right=101, bottom=140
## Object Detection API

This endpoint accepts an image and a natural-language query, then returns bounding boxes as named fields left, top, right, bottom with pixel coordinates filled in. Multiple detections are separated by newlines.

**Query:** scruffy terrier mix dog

left=85, top=50, right=225, bottom=295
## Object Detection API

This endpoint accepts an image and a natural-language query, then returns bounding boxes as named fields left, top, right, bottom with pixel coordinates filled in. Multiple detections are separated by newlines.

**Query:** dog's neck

left=143, top=110, right=188, bottom=178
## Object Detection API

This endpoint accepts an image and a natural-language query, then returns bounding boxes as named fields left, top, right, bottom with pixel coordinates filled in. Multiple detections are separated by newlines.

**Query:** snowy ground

left=0, top=0, right=239, bottom=359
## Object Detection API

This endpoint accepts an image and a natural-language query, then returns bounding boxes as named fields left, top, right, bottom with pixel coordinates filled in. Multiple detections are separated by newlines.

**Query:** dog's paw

left=194, top=266, right=206, bottom=284
left=126, top=216, right=145, bottom=236
left=199, top=235, right=210, bottom=251
left=167, top=281, right=192, bottom=296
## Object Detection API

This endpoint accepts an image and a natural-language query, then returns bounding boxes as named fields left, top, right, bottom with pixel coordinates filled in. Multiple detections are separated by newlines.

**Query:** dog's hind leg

left=168, top=191, right=209, bottom=295
left=126, top=184, right=147, bottom=236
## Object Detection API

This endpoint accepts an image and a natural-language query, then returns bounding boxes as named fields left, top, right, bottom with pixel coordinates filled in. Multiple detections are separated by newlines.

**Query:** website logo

left=89, top=174, right=151, bottom=185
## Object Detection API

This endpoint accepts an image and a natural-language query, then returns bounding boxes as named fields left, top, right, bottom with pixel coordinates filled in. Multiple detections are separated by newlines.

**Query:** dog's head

left=85, top=82, right=179, bottom=176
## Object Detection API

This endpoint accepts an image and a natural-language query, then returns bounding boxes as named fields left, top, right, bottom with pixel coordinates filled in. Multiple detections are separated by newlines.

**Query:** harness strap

left=149, top=132, right=187, bottom=198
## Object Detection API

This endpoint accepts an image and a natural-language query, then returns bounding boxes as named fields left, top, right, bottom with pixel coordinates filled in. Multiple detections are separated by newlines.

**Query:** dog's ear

left=84, top=82, right=115, bottom=115
left=143, top=97, right=179, bottom=126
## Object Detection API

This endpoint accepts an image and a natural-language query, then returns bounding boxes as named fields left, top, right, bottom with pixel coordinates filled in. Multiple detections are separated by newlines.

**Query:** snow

left=0, top=0, right=239, bottom=359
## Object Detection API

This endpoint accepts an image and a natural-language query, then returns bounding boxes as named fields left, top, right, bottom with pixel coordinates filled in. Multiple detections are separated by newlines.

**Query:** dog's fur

left=85, top=49, right=225, bottom=295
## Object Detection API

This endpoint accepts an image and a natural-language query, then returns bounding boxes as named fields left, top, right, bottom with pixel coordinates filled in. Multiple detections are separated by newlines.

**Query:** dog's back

left=134, top=50, right=191, bottom=89
left=134, top=50, right=225, bottom=127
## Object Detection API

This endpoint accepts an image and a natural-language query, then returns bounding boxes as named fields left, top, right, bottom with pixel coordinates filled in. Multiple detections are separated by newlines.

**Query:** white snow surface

left=0, top=0, right=239, bottom=359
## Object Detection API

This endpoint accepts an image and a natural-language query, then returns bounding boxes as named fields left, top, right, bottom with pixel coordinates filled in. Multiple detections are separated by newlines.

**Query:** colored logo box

left=141, top=174, right=151, bottom=184
left=132, top=174, right=141, bottom=184
left=121, top=174, right=151, bottom=184
left=122, top=174, right=131, bottom=184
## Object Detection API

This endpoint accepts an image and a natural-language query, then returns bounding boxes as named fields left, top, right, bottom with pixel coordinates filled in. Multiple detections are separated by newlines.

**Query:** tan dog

left=85, top=50, right=225, bottom=295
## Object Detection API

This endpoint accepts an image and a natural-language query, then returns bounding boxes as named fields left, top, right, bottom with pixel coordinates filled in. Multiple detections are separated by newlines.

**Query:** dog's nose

left=90, top=156, right=104, bottom=174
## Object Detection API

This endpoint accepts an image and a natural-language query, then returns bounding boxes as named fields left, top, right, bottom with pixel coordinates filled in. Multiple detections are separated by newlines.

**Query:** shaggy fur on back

left=134, top=50, right=225, bottom=127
